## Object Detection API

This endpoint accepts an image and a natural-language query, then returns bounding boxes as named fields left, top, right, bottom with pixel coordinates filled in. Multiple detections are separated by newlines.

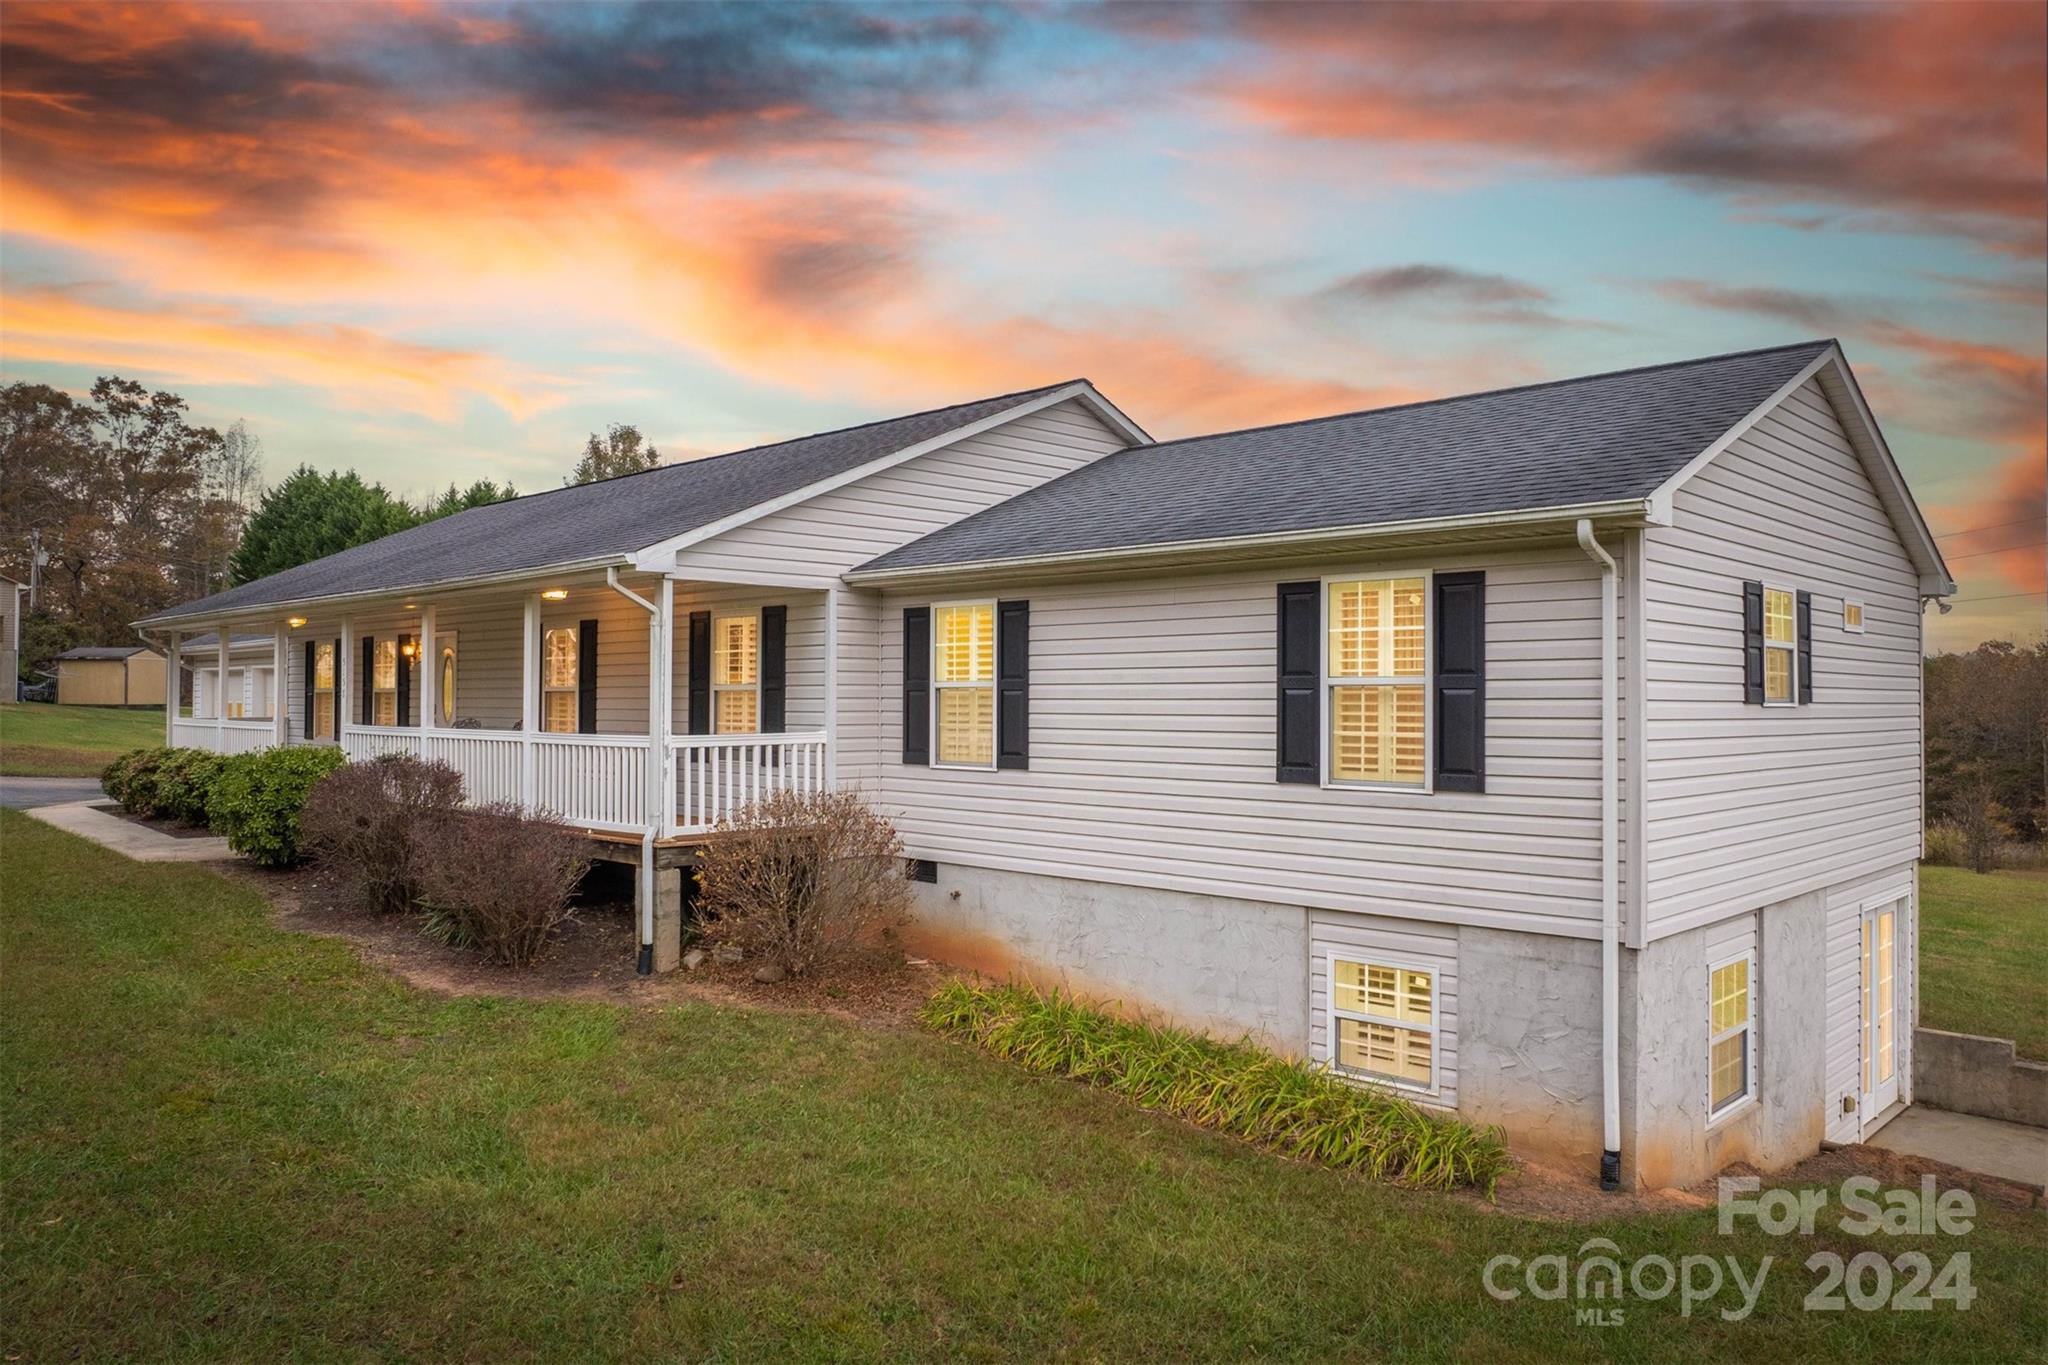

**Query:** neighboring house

left=138, top=342, right=1954, bottom=1190
left=54, top=645, right=166, bottom=707
left=0, top=575, right=22, bottom=695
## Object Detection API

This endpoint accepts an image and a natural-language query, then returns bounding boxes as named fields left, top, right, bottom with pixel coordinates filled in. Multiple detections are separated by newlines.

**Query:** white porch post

left=215, top=629, right=230, bottom=750
left=823, top=585, right=839, bottom=790
left=657, top=578, right=675, bottom=831
left=419, top=603, right=437, bottom=732
left=339, top=617, right=354, bottom=744
left=164, top=631, right=180, bottom=745
left=520, top=593, right=539, bottom=804
left=273, top=622, right=290, bottom=748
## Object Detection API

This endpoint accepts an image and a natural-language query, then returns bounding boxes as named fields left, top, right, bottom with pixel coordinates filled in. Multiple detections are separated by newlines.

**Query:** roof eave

left=843, top=498, right=1660, bottom=585
left=134, top=552, right=635, bottom=631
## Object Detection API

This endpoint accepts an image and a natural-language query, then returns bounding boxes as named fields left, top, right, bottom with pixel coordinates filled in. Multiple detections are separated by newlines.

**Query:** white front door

left=1861, top=902, right=1902, bottom=1120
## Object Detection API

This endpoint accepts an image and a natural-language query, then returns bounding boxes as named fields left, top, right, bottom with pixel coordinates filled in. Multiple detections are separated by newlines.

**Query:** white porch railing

left=171, top=718, right=277, bottom=754
left=670, top=731, right=830, bottom=834
left=327, top=726, right=828, bottom=835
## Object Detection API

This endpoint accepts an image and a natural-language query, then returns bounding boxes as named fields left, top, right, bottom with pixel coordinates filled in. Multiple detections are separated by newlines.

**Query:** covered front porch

left=150, top=566, right=836, bottom=840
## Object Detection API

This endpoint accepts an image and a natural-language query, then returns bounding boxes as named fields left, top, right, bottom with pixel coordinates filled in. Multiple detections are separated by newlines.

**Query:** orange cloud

left=0, top=287, right=566, bottom=421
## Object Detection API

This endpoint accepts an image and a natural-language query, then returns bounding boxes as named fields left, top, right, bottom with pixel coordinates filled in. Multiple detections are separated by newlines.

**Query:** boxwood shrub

left=153, top=748, right=228, bottom=826
left=207, top=746, right=348, bottom=866
left=101, top=746, right=174, bottom=816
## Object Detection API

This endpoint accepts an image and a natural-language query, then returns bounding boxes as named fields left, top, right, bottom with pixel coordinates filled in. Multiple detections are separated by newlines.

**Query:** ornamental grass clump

left=920, top=979, right=1511, bottom=1194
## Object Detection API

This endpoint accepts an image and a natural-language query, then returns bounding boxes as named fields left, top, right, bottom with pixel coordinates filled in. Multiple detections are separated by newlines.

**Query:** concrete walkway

left=0, top=776, right=106, bottom=809
left=1867, top=1105, right=2048, bottom=1193
left=19, top=800, right=233, bottom=862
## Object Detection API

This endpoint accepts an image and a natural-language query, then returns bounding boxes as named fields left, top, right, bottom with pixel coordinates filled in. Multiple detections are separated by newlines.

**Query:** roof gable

left=854, top=342, right=1837, bottom=577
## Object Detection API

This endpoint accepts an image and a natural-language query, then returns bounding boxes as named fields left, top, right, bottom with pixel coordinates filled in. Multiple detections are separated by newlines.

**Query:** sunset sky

left=1, top=1, right=2041, bottom=649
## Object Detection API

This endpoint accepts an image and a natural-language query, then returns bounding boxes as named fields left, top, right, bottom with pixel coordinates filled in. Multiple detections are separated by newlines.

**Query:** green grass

left=1919, top=865, right=2048, bottom=1060
left=0, top=702, right=165, bottom=776
left=4, top=811, right=2043, bottom=1362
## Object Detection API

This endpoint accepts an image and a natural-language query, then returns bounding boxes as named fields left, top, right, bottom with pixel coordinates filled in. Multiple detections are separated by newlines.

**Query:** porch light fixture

left=540, top=587, right=569, bottom=601
left=287, top=616, right=308, bottom=628
left=400, top=639, right=419, bottom=659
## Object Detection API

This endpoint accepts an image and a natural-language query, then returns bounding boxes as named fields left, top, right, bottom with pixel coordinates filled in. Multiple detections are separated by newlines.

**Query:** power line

left=1948, top=590, right=2048, bottom=605
left=1943, top=540, right=2047, bottom=562
left=1936, top=516, right=2043, bottom=541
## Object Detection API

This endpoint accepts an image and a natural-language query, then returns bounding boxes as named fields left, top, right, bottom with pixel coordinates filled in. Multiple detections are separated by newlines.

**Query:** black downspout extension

left=636, top=942, right=653, bottom=976
left=1601, top=1150, right=1621, bottom=1191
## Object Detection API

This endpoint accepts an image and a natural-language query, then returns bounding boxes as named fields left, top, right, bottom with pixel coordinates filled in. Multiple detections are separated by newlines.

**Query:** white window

left=542, top=626, right=579, bottom=734
left=712, top=613, right=760, bottom=734
left=1708, top=954, right=1755, bottom=1119
left=437, top=634, right=458, bottom=726
left=312, top=640, right=337, bottom=739
left=1842, top=598, right=1865, bottom=633
left=1326, top=575, right=1428, bottom=787
left=372, top=638, right=398, bottom=726
left=1762, top=585, right=1796, bottom=705
left=1327, top=955, right=1436, bottom=1091
left=933, top=601, right=996, bottom=768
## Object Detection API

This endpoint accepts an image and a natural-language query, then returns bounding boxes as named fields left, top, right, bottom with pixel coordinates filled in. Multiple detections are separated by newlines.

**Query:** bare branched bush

left=1947, top=764, right=2012, bottom=875
left=695, top=789, right=913, bottom=978
left=300, top=755, right=465, bottom=913
left=415, top=804, right=589, bottom=967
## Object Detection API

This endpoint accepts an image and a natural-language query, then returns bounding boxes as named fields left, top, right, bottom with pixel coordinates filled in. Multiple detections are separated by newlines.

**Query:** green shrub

left=208, top=746, right=348, bottom=866
left=921, top=980, right=1513, bottom=1195
left=100, top=748, right=148, bottom=806
left=101, top=746, right=173, bottom=816
left=154, top=748, right=228, bottom=826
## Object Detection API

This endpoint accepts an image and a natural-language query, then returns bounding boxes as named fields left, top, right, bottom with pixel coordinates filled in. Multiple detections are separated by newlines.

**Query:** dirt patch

left=89, top=803, right=220, bottom=839
left=1469, top=1139, right=2043, bottom=1222
left=237, top=860, right=945, bottom=1025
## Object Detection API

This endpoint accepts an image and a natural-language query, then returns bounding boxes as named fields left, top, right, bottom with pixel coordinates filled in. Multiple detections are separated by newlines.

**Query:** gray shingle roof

left=142, top=380, right=1083, bottom=625
left=858, top=341, right=1835, bottom=574
left=57, top=646, right=152, bottom=660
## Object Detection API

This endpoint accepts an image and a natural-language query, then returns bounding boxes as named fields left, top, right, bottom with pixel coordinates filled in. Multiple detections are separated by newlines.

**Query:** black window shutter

left=1275, top=581, right=1320, bottom=784
left=1433, top=571, right=1486, bottom=793
left=687, top=611, right=711, bottom=735
left=302, top=641, right=315, bottom=739
left=902, top=606, right=930, bottom=765
left=396, top=636, right=413, bottom=727
left=997, top=599, right=1029, bottom=770
left=359, top=635, right=374, bottom=727
left=576, top=618, right=599, bottom=733
left=760, top=606, right=787, bottom=733
left=1796, top=590, right=1814, bottom=704
left=1741, top=581, right=1764, bottom=705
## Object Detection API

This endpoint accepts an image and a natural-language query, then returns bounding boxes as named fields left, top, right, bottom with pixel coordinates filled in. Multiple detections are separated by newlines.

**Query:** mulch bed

left=89, top=803, right=222, bottom=840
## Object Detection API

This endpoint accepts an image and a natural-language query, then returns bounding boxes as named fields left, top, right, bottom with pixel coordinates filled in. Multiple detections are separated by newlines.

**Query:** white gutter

left=844, top=498, right=1657, bottom=585
left=1576, top=519, right=1622, bottom=1191
left=606, top=566, right=664, bottom=975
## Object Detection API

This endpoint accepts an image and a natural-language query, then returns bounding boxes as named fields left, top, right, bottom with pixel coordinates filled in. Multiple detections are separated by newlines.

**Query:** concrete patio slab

left=1866, top=1105, right=2048, bottom=1193
left=19, top=800, right=234, bottom=863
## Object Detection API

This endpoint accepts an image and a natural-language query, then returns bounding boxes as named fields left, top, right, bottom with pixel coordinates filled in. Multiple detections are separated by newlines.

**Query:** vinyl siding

left=874, top=543, right=1608, bottom=938
left=1308, top=912, right=1460, bottom=1110
left=1641, top=378, right=1924, bottom=940
left=673, top=399, right=1131, bottom=585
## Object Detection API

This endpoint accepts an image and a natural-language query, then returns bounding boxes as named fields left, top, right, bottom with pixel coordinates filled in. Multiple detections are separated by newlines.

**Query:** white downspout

left=608, top=567, right=663, bottom=975
left=1577, top=519, right=1622, bottom=1191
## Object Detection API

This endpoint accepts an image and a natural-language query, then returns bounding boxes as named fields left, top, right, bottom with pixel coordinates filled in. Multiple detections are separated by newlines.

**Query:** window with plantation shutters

left=1328, top=955, right=1436, bottom=1090
left=312, top=640, right=337, bottom=740
left=542, top=626, right=578, bottom=734
left=933, top=601, right=995, bottom=768
left=712, top=612, right=759, bottom=734
left=1327, top=576, right=1427, bottom=786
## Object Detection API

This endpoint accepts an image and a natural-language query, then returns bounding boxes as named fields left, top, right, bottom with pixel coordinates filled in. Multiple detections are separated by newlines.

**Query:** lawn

left=3, top=812, right=2043, bottom=1362
left=1919, top=865, right=2048, bottom=1060
left=0, top=702, right=165, bottom=776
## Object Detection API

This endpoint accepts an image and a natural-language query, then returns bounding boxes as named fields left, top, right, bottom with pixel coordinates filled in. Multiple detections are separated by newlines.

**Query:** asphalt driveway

left=0, top=777, right=106, bottom=810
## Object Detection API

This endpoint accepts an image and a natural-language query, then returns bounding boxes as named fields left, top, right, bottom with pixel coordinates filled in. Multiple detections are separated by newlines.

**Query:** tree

left=566, top=424, right=661, bottom=485
left=231, top=465, right=420, bottom=585
left=418, top=479, right=517, bottom=522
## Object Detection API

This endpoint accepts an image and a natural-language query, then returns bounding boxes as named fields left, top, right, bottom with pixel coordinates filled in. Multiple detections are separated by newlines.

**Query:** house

left=179, top=633, right=282, bottom=723
left=53, top=644, right=166, bottom=707
left=1, top=575, right=22, bottom=696
left=139, top=340, right=1954, bottom=1190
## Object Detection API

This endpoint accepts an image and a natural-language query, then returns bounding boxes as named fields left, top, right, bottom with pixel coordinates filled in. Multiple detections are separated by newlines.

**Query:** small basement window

left=1843, top=598, right=1866, bottom=633
left=1328, top=955, right=1435, bottom=1091
left=1709, top=954, right=1754, bottom=1119
left=1762, top=586, right=1796, bottom=705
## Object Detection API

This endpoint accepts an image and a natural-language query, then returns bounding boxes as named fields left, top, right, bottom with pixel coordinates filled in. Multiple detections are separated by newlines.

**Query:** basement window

left=1708, top=954, right=1755, bottom=1119
left=1327, top=954, right=1436, bottom=1092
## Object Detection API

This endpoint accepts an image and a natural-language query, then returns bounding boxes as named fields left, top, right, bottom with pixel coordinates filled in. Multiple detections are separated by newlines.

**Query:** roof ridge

left=1121, top=338, right=1838, bottom=458
left=444, top=376, right=1088, bottom=511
